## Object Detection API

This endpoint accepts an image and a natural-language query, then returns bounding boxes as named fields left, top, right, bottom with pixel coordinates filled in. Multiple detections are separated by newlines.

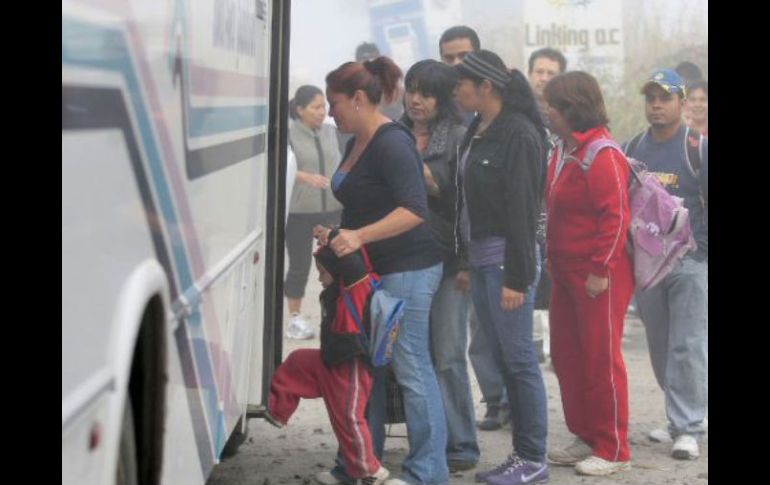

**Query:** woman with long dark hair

left=453, top=50, right=550, bottom=485
left=401, top=59, right=479, bottom=472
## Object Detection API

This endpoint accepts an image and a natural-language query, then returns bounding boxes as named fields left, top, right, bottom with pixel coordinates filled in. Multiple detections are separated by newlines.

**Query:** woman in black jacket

left=453, top=50, right=550, bottom=485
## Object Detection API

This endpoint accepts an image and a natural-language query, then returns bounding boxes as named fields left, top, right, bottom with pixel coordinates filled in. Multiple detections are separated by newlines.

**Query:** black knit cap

left=313, top=228, right=370, bottom=286
left=455, top=50, right=512, bottom=89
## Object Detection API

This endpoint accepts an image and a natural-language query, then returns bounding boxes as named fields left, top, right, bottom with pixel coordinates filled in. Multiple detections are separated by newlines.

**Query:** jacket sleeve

left=502, top=132, right=543, bottom=292
left=584, top=147, right=631, bottom=276
left=696, top=138, right=708, bottom=257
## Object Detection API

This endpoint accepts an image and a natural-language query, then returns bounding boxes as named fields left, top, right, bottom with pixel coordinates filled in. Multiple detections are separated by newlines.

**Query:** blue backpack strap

left=343, top=291, right=369, bottom=341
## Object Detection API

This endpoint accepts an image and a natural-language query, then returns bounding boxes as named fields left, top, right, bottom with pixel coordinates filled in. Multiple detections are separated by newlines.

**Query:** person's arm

left=296, top=170, right=331, bottom=188
left=501, top=132, right=541, bottom=294
left=330, top=207, right=423, bottom=257
left=696, top=139, right=708, bottom=257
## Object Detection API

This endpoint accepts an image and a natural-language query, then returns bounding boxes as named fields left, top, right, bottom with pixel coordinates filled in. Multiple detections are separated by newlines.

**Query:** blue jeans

left=471, top=263, right=548, bottom=463
left=468, top=305, right=508, bottom=406
left=430, top=273, right=479, bottom=464
left=636, top=256, right=708, bottom=438
left=334, top=262, right=448, bottom=484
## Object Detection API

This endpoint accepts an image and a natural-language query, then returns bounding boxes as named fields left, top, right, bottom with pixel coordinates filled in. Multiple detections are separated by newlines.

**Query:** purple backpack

left=581, top=139, right=697, bottom=291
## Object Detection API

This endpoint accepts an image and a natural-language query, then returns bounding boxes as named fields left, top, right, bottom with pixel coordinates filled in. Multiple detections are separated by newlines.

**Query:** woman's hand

left=455, top=270, right=471, bottom=294
left=313, top=225, right=332, bottom=246
left=501, top=286, right=525, bottom=311
left=297, top=171, right=331, bottom=189
left=423, top=163, right=439, bottom=196
left=330, top=229, right=364, bottom=257
left=586, top=273, right=609, bottom=298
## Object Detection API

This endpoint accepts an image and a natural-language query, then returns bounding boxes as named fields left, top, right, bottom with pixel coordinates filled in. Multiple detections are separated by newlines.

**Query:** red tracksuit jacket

left=546, top=126, right=631, bottom=274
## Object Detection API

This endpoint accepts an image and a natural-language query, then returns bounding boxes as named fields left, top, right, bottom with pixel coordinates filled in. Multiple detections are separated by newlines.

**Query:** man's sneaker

left=648, top=426, right=673, bottom=443
left=548, top=437, right=592, bottom=465
left=286, top=313, right=314, bottom=339
left=485, top=458, right=549, bottom=485
left=474, top=453, right=520, bottom=482
left=574, top=456, right=630, bottom=476
left=315, top=471, right=342, bottom=485
left=650, top=419, right=707, bottom=444
left=477, top=403, right=510, bottom=431
left=360, top=466, right=389, bottom=485
left=383, top=479, right=410, bottom=485
left=672, top=434, right=700, bottom=460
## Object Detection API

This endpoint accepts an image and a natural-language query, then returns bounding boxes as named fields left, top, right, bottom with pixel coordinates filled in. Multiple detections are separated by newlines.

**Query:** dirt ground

left=207, top=264, right=707, bottom=485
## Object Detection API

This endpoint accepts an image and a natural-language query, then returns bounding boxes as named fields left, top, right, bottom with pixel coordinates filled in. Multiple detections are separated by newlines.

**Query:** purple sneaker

left=475, top=454, right=520, bottom=483
left=485, top=459, right=548, bottom=485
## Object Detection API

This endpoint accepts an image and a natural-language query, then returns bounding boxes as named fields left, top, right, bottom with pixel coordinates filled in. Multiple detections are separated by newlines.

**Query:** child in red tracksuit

left=544, top=90, right=635, bottom=475
left=265, top=244, right=389, bottom=484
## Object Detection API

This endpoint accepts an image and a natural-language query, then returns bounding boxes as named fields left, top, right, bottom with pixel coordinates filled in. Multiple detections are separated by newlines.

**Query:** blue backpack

left=342, top=262, right=405, bottom=368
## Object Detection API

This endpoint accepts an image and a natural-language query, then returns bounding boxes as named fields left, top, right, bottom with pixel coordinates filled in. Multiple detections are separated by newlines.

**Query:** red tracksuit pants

left=549, top=254, right=635, bottom=462
left=268, top=349, right=380, bottom=478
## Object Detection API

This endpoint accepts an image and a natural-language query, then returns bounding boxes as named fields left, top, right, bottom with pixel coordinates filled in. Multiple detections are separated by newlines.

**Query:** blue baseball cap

left=642, top=68, right=687, bottom=96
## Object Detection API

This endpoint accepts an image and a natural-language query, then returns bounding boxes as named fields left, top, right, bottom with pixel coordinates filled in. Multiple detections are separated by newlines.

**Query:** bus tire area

left=116, top=400, right=139, bottom=485
left=221, top=416, right=249, bottom=459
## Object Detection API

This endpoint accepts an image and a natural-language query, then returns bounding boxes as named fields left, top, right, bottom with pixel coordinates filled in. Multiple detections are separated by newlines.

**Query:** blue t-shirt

left=629, top=125, right=708, bottom=260
left=333, top=122, right=440, bottom=275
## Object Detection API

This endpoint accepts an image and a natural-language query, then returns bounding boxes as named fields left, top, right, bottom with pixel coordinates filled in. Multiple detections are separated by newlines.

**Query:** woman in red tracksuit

left=543, top=72, right=635, bottom=477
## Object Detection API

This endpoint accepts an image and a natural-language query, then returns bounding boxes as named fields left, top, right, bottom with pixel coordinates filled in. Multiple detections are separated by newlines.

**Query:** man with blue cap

left=622, top=68, right=708, bottom=461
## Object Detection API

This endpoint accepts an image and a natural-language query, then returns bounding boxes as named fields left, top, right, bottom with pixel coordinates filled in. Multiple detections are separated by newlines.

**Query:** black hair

left=288, top=85, right=323, bottom=120
left=355, top=42, right=380, bottom=62
left=439, top=25, right=480, bottom=52
left=528, top=47, right=567, bottom=74
left=675, top=61, right=703, bottom=83
left=401, top=59, right=460, bottom=128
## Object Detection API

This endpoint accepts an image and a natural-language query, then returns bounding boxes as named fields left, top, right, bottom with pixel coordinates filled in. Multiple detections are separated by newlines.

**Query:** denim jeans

left=468, top=305, right=508, bottom=406
left=471, top=263, right=548, bottom=462
left=334, top=262, right=448, bottom=484
left=636, top=256, right=708, bottom=438
left=430, top=273, right=479, bottom=464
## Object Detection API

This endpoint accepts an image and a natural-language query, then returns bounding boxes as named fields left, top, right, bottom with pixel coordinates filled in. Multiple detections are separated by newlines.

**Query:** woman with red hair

left=314, top=56, right=446, bottom=485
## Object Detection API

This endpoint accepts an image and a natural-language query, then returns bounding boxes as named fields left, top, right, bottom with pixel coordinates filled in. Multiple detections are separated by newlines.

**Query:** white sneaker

left=648, top=426, right=673, bottom=443
left=360, top=466, right=389, bottom=485
left=315, top=471, right=341, bottom=485
left=672, top=434, right=700, bottom=460
left=383, top=479, right=410, bottom=485
left=286, top=314, right=314, bottom=339
left=548, top=437, right=593, bottom=465
left=575, top=456, right=631, bottom=476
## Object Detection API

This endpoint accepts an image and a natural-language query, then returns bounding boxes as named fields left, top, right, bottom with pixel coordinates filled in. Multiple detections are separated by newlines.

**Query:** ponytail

left=363, top=56, right=402, bottom=104
left=327, top=56, right=402, bottom=105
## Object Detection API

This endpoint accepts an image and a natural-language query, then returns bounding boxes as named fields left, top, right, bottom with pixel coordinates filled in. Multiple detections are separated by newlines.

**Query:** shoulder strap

left=343, top=291, right=368, bottom=340
left=684, top=126, right=703, bottom=176
left=623, top=130, right=646, bottom=157
left=580, top=138, right=623, bottom=171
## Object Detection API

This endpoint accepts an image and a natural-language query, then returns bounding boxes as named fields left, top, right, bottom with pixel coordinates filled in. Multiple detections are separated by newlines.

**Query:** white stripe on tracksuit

left=349, top=359, right=370, bottom=475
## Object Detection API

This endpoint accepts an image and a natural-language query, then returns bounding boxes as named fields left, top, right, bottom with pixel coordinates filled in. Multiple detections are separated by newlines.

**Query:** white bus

left=62, top=1, right=291, bottom=484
